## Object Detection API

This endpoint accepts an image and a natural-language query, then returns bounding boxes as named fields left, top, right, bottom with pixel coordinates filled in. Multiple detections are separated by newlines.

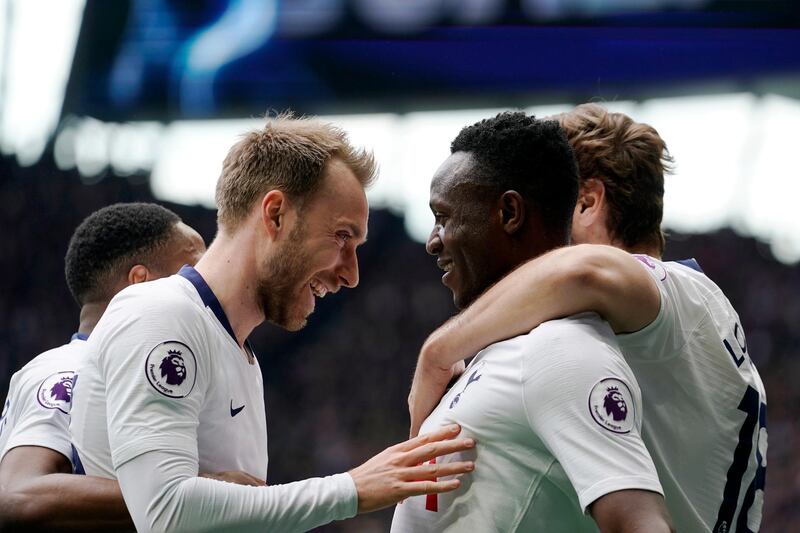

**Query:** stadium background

left=1, top=1, right=798, bottom=530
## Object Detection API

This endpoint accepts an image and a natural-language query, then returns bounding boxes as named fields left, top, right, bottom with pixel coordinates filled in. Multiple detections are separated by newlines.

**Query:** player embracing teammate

left=406, top=104, right=767, bottom=532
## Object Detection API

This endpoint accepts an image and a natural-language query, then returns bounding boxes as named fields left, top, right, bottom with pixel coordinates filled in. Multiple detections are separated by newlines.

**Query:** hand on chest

left=426, top=353, right=531, bottom=444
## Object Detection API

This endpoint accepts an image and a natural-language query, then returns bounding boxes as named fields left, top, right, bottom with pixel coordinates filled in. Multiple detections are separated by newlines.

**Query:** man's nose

left=337, top=246, right=359, bottom=289
left=426, top=227, right=443, bottom=256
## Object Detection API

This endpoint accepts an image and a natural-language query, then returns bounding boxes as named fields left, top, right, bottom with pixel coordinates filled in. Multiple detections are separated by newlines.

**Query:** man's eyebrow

left=345, top=222, right=367, bottom=243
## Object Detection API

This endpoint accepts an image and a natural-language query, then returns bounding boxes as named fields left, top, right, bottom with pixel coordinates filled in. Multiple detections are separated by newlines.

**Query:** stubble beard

left=257, top=225, right=312, bottom=331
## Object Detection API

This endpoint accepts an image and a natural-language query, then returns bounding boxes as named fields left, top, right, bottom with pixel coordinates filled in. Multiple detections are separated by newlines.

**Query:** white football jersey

left=0, top=334, right=85, bottom=465
left=391, top=313, right=662, bottom=533
left=619, top=257, right=768, bottom=533
left=70, top=266, right=268, bottom=480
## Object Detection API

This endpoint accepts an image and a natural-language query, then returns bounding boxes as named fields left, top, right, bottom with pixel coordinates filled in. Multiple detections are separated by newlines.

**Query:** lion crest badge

left=145, top=341, right=197, bottom=398
left=589, top=378, right=636, bottom=434
left=37, top=371, right=76, bottom=414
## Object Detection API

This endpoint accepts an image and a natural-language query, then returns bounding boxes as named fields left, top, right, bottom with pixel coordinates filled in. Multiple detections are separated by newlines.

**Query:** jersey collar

left=71, top=332, right=89, bottom=341
left=672, top=258, right=704, bottom=273
left=178, top=265, right=239, bottom=345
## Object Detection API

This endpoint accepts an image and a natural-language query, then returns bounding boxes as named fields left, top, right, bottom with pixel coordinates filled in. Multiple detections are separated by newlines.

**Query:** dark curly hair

left=65, top=203, right=180, bottom=305
left=451, top=111, right=579, bottom=242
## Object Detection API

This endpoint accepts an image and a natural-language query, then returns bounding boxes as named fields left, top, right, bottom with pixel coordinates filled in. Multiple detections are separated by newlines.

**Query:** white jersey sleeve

left=612, top=257, right=767, bottom=532
left=118, top=449, right=356, bottom=533
left=0, top=341, right=83, bottom=465
left=0, top=372, right=73, bottom=463
left=92, top=285, right=357, bottom=531
left=520, top=314, right=663, bottom=511
left=617, top=255, right=707, bottom=360
left=96, top=293, right=210, bottom=471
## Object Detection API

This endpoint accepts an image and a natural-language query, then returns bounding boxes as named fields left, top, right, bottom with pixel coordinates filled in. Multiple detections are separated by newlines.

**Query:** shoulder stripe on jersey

left=178, top=265, right=239, bottom=345
left=671, top=258, right=704, bottom=273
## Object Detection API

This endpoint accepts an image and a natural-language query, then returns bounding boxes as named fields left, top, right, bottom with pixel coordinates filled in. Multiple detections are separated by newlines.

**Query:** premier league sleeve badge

left=588, top=378, right=636, bottom=434
left=144, top=341, right=197, bottom=399
left=37, top=371, right=76, bottom=414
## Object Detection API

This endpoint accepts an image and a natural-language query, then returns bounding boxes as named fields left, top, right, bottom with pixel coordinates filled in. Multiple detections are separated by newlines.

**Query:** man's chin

left=282, top=316, right=308, bottom=332
left=267, top=312, right=308, bottom=332
left=263, top=302, right=310, bottom=332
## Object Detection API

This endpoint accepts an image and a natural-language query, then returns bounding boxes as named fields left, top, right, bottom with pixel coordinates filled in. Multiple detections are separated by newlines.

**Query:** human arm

left=0, top=445, right=274, bottom=532
left=591, top=489, right=674, bottom=533
left=95, top=292, right=470, bottom=531
left=409, top=244, right=660, bottom=436
left=518, top=316, right=669, bottom=527
left=0, top=445, right=131, bottom=532
left=116, top=424, right=475, bottom=532
left=200, top=470, right=267, bottom=486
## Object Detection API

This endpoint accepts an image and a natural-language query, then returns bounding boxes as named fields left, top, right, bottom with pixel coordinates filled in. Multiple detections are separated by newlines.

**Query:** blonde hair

left=554, top=103, right=673, bottom=254
left=216, top=113, right=377, bottom=230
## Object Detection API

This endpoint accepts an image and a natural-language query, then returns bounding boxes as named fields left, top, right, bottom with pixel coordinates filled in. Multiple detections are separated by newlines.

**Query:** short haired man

left=70, top=116, right=476, bottom=532
left=409, top=103, right=767, bottom=532
left=392, top=112, right=673, bottom=532
left=0, top=202, right=206, bottom=530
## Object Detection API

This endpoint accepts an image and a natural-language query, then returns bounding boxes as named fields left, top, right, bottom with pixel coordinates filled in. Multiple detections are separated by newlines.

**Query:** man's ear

left=127, top=264, right=150, bottom=285
left=574, top=178, right=607, bottom=226
left=499, top=190, right=525, bottom=235
left=261, top=190, right=287, bottom=240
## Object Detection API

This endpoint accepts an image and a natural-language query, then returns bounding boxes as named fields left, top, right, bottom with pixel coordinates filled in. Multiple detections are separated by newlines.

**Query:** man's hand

left=408, top=349, right=465, bottom=438
left=348, top=424, right=475, bottom=513
left=199, top=470, right=267, bottom=487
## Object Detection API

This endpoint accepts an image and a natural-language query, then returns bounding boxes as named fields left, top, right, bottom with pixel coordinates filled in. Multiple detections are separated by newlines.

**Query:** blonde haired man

left=71, top=116, right=475, bottom=532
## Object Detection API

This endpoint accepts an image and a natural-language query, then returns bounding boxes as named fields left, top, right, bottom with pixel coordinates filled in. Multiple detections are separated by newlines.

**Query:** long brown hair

left=555, top=103, right=673, bottom=254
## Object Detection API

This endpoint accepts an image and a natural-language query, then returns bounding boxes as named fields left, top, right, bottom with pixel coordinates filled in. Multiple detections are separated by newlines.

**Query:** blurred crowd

left=1, top=154, right=797, bottom=531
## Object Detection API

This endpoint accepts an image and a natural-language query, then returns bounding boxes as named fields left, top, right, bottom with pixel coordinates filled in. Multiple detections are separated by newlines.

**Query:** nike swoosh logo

left=230, top=400, right=245, bottom=417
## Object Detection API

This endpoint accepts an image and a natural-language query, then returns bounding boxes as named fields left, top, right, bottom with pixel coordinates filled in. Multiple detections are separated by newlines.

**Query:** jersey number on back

left=713, top=385, right=767, bottom=533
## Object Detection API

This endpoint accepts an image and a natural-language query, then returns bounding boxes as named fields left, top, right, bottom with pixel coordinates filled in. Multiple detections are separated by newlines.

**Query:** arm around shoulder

left=420, top=244, right=660, bottom=369
left=408, top=245, right=661, bottom=436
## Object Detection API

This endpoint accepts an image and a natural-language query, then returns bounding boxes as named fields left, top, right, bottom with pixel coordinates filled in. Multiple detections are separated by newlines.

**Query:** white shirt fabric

left=70, top=266, right=358, bottom=532
left=619, top=257, right=768, bottom=533
left=0, top=335, right=85, bottom=465
left=391, top=313, right=662, bottom=533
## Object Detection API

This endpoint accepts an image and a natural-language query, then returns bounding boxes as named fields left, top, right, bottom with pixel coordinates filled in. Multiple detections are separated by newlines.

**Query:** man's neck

left=77, top=302, right=107, bottom=336
left=193, top=229, right=264, bottom=347
left=619, top=242, right=662, bottom=260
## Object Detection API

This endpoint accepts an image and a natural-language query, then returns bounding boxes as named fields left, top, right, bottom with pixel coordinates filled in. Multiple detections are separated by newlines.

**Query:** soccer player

left=408, top=104, right=767, bottom=532
left=0, top=202, right=207, bottom=530
left=69, top=116, right=476, bottom=533
left=391, top=112, right=673, bottom=532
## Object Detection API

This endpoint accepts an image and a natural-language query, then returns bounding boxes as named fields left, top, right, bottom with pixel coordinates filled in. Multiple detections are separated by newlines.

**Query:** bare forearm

left=421, top=244, right=660, bottom=369
left=408, top=246, right=604, bottom=436
left=0, top=474, right=132, bottom=532
left=422, top=245, right=596, bottom=368
left=591, top=489, right=674, bottom=533
left=408, top=245, right=661, bottom=437
left=598, top=517, right=673, bottom=533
